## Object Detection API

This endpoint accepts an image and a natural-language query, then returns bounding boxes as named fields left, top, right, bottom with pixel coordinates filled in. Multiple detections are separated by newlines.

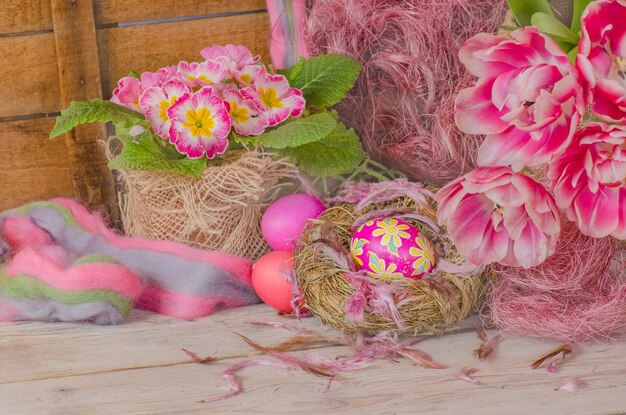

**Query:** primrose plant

left=51, top=44, right=364, bottom=179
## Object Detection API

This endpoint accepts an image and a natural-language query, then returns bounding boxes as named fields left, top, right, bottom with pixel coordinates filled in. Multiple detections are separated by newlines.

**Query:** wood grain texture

left=94, top=0, right=266, bottom=25
left=0, top=118, right=66, bottom=170
left=98, top=12, right=270, bottom=96
left=0, top=168, right=74, bottom=210
left=0, top=118, right=74, bottom=210
left=0, top=0, right=52, bottom=35
left=0, top=304, right=623, bottom=415
left=51, top=0, right=117, bottom=218
left=0, top=306, right=324, bottom=384
left=0, top=33, right=60, bottom=118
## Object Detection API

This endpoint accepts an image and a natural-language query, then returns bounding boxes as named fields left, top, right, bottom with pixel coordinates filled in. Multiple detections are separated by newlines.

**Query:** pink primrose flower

left=200, top=44, right=261, bottom=79
left=235, top=64, right=266, bottom=87
left=139, top=66, right=180, bottom=89
left=221, top=87, right=269, bottom=136
left=166, top=87, right=231, bottom=159
left=177, top=60, right=228, bottom=88
left=139, top=81, right=191, bottom=139
left=241, top=72, right=305, bottom=126
left=111, top=76, right=143, bottom=112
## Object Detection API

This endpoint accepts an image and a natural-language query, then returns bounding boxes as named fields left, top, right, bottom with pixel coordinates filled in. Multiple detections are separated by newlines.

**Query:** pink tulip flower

left=549, top=122, right=626, bottom=239
left=577, top=0, right=626, bottom=123
left=456, top=28, right=585, bottom=171
left=436, top=166, right=561, bottom=268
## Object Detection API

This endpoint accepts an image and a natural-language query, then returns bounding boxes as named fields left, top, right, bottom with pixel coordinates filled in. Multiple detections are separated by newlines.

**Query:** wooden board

left=0, top=118, right=74, bottom=210
left=0, top=33, right=60, bottom=118
left=1, top=118, right=66, bottom=171
left=0, top=304, right=624, bottom=415
left=0, top=1, right=52, bottom=35
left=94, top=0, right=266, bottom=25
left=0, top=168, right=74, bottom=210
left=0, top=1, right=271, bottom=212
left=51, top=0, right=117, bottom=218
left=97, top=12, right=270, bottom=96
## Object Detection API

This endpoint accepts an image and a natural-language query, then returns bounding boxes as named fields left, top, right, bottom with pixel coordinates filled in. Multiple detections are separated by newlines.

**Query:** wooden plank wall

left=0, top=0, right=269, bottom=217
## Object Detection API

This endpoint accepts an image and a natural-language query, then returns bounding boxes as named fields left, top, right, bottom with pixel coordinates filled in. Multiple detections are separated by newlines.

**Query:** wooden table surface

left=0, top=304, right=624, bottom=415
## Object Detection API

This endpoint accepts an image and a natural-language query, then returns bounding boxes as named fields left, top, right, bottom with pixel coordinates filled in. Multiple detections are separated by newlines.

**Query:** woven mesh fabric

left=116, top=151, right=298, bottom=260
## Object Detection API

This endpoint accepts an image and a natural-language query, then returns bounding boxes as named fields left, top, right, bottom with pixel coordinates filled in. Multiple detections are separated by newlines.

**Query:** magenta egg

left=262, top=193, right=326, bottom=251
left=350, top=217, right=436, bottom=281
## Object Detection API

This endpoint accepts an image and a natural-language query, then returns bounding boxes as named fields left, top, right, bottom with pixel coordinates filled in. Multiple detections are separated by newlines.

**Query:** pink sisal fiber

left=492, top=222, right=615, bottom=294
left=488, top=222, right=626, bottom=342
left=306, top=0, right=507, bottom=185
left=329, top=179, right=433, bottom=213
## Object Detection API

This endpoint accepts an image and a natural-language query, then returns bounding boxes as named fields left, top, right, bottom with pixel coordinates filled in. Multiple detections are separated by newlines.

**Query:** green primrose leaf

left=279, top=57, right=305, bottom=82
left=286, top=54, right=361, bottom=109
left=112, top=122, right=137, bottom=143
left=50, top=99, right=148, bottom=138
left=108, top=131, right=206, bottom=178
left=507, top=0, right=553, bottom=26
left=230, top=131, right=258, bottom=147
left=251, top=111, right=338, bottom=149
left=571, top=0, right=593, bottom=34
left=280, top=122, right=364, bottom=177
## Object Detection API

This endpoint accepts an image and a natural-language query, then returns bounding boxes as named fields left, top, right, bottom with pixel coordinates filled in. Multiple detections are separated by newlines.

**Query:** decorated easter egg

left=262, top=193, right=326, bottom=251
left=350, top=218, right=436, bottom=281
left=252, top=250, right=296, bottom=313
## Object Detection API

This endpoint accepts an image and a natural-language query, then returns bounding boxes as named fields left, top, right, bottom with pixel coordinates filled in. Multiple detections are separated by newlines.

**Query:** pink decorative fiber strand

left=488, top=222, right=626, bottom=342
left=306, top=0, right=507, bottom=185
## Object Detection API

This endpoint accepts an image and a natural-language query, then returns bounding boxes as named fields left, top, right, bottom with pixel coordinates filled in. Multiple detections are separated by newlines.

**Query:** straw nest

left=295, top=196, right=489, bottom=336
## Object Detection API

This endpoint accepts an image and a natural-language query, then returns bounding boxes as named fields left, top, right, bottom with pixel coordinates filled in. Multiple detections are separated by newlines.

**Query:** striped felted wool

left=266, top=0, right=310, bottom=69
left=0, top=199, right=260, bottom=324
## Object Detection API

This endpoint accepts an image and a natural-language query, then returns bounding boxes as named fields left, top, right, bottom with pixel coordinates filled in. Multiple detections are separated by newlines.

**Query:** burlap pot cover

left=115, top=150, right=298, bottom=260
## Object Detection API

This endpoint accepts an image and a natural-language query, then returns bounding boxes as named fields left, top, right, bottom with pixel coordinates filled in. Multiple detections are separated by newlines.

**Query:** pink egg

left=350, top=217, right=436, bottom=281
left=262, top=193, right=326, bottom=251
left=252, top=250, right=296, bottom=313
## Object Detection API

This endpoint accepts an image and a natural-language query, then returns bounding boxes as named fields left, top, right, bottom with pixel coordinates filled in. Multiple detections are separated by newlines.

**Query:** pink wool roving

left=488, top=222, right=626, bottom=342
left=0, top=199, right=259, bottom=324
left=305, top=0, right=507, bottom=185
left=267, top=0, right=310, bottom=70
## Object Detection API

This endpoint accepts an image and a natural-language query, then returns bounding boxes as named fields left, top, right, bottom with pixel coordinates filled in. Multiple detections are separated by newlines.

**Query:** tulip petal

left=448, top=194, right=494, bottom=252
left=470, top=224, right=509, bottom=265
left=513, top=223, right=549, bottom=268
left=455, top=78, right=510, bottom=135
left=573, top=186, right=620, bottom=238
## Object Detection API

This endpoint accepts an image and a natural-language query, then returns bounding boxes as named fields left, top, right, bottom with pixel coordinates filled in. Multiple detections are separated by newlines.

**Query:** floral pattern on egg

left=350, top=218, right=436, bottom=281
